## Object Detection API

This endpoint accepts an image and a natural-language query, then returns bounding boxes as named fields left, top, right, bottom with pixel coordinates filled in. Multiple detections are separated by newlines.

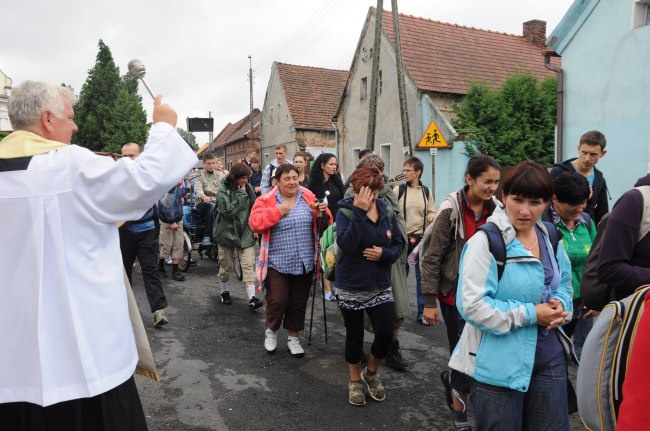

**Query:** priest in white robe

left=0, top=81, right=197, bottom=430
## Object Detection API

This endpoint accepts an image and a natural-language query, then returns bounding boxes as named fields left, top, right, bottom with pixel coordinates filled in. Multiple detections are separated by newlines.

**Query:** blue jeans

left=471, top=352, right=569, bottom=431
left=405, top=258, right=423, bottom=319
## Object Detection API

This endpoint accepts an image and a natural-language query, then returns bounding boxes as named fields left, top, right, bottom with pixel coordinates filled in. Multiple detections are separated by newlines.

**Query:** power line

left=254, top=0, right=348, bottom=70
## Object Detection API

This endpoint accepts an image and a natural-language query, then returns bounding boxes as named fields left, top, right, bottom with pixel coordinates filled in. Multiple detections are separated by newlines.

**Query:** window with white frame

left=360, top=77, right=368, bottom=101
left=633, top=0, right=650, bottom=28
left=352, top=148, right=361, bottom=161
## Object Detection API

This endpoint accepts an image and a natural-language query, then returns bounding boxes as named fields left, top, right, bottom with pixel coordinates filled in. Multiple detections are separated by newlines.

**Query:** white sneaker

left=264, top=328, right=278, bottom=354
left=287, top=336, right=304, bottom=358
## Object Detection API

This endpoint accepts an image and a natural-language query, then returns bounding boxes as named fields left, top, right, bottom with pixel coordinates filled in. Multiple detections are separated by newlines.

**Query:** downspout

left=332, top=120, right=339, bottom=159
left=544, top=50, right=563, bottom=163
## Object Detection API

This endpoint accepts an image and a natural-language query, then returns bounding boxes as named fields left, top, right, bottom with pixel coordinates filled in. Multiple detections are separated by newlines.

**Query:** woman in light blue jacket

left=449, top=161, right=573, bottom=430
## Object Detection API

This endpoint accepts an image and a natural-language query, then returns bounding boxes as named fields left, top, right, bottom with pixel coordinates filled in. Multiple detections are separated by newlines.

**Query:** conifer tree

left=73, top=40, right=148, bottom=152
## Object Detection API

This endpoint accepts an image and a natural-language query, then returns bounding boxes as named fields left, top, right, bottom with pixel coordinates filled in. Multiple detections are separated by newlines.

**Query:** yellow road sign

left=417, top=120, right=449, bottom=148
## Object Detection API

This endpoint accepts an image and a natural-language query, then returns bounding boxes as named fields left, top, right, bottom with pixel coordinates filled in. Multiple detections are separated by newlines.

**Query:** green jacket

left=213, top=179, right=257, bottom=249
left=546, top=209, right=597, bottom=299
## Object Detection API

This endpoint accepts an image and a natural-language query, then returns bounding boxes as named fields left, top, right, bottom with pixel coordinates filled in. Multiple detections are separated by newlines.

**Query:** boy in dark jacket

left=550, top=130, right=609, bottom=224
left=598, top=173, right=650, bottom=299
left=158, top=180, right=190, bottom=281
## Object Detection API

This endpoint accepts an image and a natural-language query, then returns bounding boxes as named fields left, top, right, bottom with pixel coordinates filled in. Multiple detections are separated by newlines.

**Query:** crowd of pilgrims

left=147, top=141, right=618, bottom=430
left=10, top=82, right=650, bottom=430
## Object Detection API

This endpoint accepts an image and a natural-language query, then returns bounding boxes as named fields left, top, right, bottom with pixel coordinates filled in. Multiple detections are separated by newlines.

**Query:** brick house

left=259, top=62, right=347, bottom=166
left=336, top=7, right=556, bottom=195
left=209, top=108, right=262, bottom=169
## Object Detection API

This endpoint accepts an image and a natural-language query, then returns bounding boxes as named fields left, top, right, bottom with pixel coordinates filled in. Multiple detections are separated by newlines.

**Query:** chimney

left=523, top=20, right=547, bottom=49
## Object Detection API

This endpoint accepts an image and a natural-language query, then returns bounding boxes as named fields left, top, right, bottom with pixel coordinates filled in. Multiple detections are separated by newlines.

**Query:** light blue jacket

left=448, top=206, right=573, bottom=392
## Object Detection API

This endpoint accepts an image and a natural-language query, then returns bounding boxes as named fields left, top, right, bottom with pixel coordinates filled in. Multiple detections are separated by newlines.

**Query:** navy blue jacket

left=335, top=197, right=405, bottom=291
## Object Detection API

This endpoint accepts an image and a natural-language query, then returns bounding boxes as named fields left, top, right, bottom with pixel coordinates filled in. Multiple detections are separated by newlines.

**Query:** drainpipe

left=544, top=50, right=563, bottom=163
left=332, top=120, right=339, bottom=159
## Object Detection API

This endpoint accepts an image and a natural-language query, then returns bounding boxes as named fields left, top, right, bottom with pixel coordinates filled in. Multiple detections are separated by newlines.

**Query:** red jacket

left=618, top=293, right=650, bottom=430
left=249, top=186, right=331, bottom=289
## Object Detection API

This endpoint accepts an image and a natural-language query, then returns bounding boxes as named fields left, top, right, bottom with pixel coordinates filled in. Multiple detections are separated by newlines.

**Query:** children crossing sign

left=417, top=120, right=449, bottom=148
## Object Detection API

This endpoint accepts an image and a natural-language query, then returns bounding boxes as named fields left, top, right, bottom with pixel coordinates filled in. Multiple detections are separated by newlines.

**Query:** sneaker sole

left=360, top=373, right=386, bottom=402
left=288, top=348, right=304, bottom=358
left=265, top=347, right=276, bottom=354
left=348, top=398, right=366, bottom=406
left=249, top=303, right=263, bottom=310
left=154, top=319, right=168, bottom=328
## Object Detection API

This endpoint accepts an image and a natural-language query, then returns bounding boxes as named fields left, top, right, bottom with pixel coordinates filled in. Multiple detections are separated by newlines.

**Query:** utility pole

left=366, top=0, right=383, bottom=151
left=208, top=111, right=213, bottom=144
left=248, top=55, right=255, bottom=151
left=391, top=0, right=412, bottom=156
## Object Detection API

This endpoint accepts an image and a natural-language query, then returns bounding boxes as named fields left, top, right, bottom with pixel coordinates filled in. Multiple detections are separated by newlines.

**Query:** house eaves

left=546, top=0, right=600, bottom=54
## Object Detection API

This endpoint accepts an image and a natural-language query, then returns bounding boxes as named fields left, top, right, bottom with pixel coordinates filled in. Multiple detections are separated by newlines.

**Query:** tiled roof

left=212, top=109, right=262, bottom=148
left=380, top=10, right=556, bottom=95
left=276, top=62, right=348, bottom=130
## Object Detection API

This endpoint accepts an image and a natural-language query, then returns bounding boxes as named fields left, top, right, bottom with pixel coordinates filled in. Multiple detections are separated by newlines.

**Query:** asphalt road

left=131, top=257, right=584, bottom=430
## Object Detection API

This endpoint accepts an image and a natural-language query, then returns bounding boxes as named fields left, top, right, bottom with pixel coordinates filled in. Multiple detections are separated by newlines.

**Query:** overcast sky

left=2, top=0, right=573, bottom=144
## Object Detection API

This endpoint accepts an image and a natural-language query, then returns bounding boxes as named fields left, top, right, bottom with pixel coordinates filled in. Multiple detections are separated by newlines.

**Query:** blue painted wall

left=556, top=0, right=650, bottom=202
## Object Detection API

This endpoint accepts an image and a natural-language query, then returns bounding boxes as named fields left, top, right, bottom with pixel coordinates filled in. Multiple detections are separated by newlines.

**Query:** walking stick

left=307, top=263, right=318, bottom=346
left=308, top=204, right=328, bottom=346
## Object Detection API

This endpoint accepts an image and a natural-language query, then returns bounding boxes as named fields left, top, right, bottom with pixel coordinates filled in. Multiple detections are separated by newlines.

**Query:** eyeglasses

left=402, top=169, right=415, bottom=173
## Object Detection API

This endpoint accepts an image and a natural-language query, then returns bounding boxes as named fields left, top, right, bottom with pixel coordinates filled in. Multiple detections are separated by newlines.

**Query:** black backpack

left=479, top=221, right=562, bottom=281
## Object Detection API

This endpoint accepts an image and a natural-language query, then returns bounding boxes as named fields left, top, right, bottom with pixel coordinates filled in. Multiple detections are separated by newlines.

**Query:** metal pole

left=366, top=0, right=383, bottom=151
left=208, top=111, right=213, bottom=144
left=248, top=55, right=255, bottom=151
left=391, top=0, right=412, bottom=156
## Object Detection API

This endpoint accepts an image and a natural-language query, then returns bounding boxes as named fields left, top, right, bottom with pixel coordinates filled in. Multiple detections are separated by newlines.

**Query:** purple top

left=598, top=174, right=650, bottom=299
left=534, top=225, right=563, bottom=365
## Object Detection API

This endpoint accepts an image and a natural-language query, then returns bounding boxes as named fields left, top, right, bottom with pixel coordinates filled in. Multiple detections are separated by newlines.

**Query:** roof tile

left=380, top=10, right=556, bottom=94
left=276, top=63, right=348, bottom=130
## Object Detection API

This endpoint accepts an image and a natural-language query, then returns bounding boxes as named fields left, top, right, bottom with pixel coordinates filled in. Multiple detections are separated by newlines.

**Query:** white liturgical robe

left=0, top=122, right=197, bottom=406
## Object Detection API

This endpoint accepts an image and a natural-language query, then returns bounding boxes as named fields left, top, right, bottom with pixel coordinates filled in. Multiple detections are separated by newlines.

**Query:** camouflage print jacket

left=194, top=169, right=226, bottom=202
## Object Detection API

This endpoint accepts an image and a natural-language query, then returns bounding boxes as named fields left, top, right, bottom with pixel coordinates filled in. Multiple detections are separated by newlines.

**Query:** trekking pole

left=308, top=202, right=328, bottom=345
left=307, top=267, right=318, bottom=346
left=321, top=273, right=328, bottom=344
left=321, top=192, right=329, bottom=344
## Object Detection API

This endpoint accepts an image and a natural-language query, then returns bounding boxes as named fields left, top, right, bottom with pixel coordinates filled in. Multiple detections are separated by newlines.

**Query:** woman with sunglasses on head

left=420, top=154, right=500, bottom=430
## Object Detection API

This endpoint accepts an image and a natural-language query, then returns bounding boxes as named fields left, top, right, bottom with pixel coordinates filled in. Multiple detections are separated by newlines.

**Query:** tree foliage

left=453, top=73, right=557, bottom=166
left=73, top=40, right=148, bottom=153
left=176, top=127, right=198, bottom=150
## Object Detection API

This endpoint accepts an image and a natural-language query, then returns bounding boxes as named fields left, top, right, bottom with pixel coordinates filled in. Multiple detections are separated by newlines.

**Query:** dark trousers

left=440, top=301, right=473, bottom=394
left=340, top=301, right=396, bottom=364
left=0, top=376, right=147, bottom=431
left=120, top=228, right=167, bottom=313
left=265, top=268, right=313, bottom=331
left=196, top=201, right=216, bottom=239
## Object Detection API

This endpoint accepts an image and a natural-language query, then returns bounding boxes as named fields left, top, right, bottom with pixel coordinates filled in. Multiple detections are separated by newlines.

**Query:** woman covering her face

left=333, top=165, right=405, bottom=406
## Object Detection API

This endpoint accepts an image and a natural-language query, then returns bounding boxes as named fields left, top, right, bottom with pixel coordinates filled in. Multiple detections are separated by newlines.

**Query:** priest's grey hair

left=8, top=81, right=75, bottom=130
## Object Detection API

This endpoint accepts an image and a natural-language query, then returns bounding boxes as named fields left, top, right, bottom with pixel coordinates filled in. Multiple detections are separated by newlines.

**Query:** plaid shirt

left=267, top=189, right=315, bottom=275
